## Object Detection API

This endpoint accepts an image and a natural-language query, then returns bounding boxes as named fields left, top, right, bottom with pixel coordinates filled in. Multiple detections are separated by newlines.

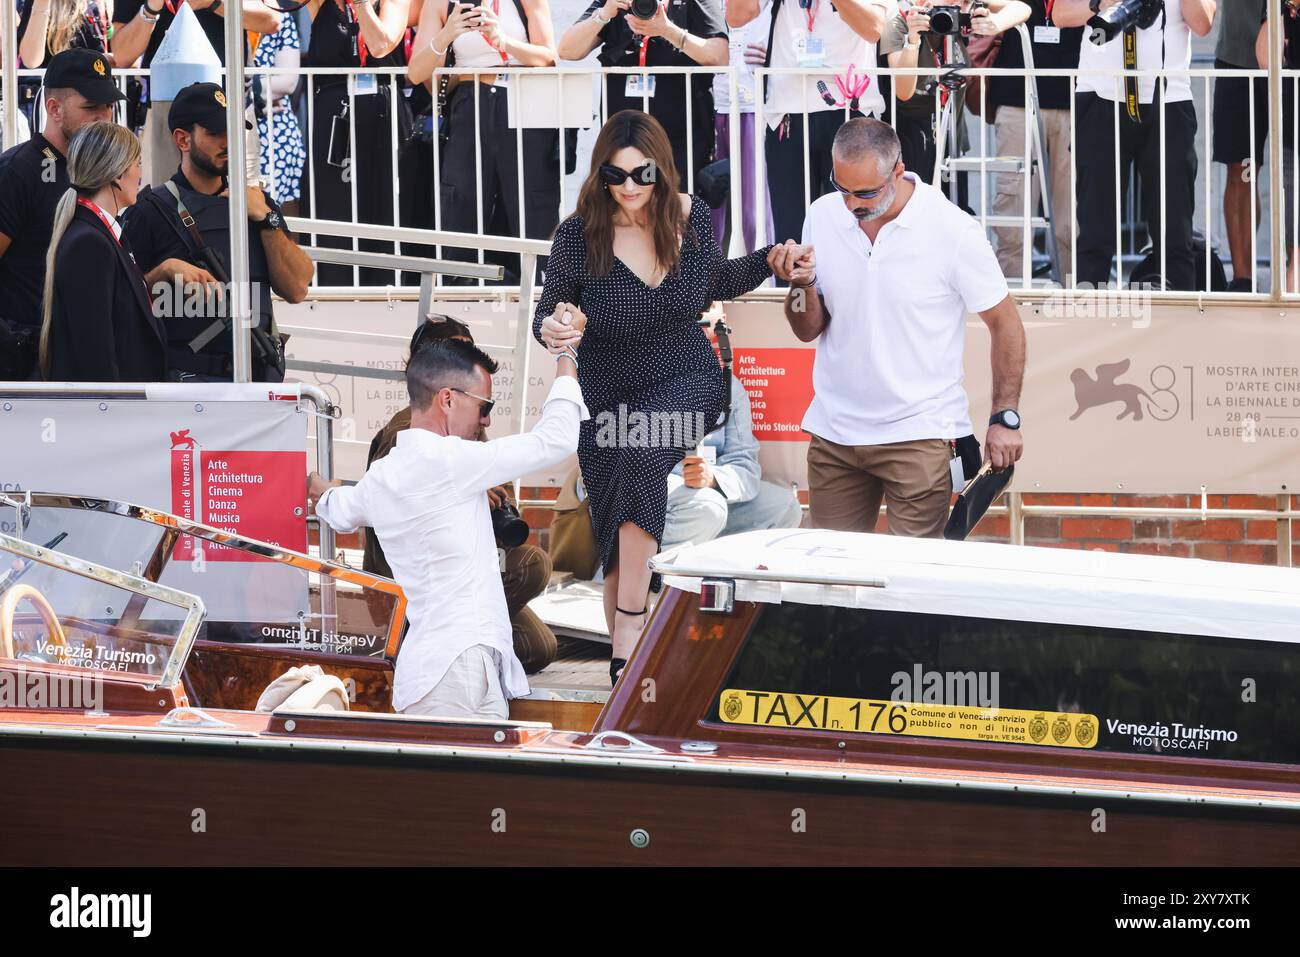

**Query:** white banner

left=0, top=384, right=311, bottom=622
left=279, top=299, right=1300, bottom=496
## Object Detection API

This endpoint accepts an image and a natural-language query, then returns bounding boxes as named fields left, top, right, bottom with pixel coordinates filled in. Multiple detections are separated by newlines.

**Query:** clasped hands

left=769, top=241, right=816, bottom=286
left=539, top=301, right=588, bottom=354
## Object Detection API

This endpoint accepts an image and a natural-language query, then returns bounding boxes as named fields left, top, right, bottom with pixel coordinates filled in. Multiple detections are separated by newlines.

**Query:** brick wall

left=317, top=490, right=1296, bottom=569
left=521, top=488, right=1298, bottom=568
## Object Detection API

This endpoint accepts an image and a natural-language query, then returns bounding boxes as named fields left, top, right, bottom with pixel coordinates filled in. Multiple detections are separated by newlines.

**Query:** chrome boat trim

left=0, top=532, right=206, bottom=691
left=0, top=722, right=1295, bottom=812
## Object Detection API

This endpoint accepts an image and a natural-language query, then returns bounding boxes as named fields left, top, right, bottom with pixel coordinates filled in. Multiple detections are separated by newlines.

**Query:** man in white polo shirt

left=783, top=118, right=1025, bottom=537
left=1053, top=0, right=1216, bottom=290
left=726, top=0, right=897, bottom=252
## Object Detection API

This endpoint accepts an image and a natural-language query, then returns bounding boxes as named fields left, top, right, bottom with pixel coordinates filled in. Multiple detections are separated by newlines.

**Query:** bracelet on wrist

left=592, top=9, right=610, bottom=23
left=432, top=38, right=450, bottom=56
left=791, top=273, right=817, bottom=289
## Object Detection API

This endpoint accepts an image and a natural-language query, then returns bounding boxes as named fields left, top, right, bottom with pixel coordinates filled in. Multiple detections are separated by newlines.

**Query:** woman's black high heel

left=610, top=605, right=647, bottom=686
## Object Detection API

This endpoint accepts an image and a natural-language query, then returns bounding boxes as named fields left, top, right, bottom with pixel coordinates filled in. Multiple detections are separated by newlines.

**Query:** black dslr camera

left=1087, top=0, right=1164, bottom=46
left=491, top=502, right=530, bottom=548
left=630, top=0, right=659, bottom=18
left=926, top=1, right=985, bottom=37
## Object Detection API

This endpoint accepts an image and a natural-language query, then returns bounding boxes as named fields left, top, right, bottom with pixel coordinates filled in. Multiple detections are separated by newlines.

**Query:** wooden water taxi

left=1, top=493, right=1298, bottom=865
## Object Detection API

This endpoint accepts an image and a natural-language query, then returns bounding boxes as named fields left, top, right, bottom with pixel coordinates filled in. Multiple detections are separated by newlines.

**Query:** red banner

left=170, top=429, right=306, bottom=561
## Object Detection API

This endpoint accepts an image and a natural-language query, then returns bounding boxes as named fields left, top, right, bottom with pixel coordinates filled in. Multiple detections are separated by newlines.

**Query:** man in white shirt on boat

left=309, top=339, right=588, bottom=719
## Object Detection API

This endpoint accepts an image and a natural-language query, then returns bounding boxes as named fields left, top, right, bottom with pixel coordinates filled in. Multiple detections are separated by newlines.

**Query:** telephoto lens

left=491, top=503, right=530, bottom=548
left=1088, top=0, right=1163, bottom=46
left=630, top=0, right=659, bottom=18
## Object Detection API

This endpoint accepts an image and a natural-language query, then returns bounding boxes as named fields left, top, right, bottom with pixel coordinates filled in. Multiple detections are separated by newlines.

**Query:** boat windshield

left=0, top=493, right=406, bottom=659
left=0, top=532, right=203, bottom=688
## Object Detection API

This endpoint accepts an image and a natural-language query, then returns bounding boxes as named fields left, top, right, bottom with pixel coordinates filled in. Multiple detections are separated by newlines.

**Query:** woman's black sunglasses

left=599, top=162, right=658, bottom=187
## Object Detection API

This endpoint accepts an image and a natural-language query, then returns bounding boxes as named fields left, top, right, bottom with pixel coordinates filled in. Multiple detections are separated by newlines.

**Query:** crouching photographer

left=363, top=317, right=562, bottom=675
left=1054, top=0, right=1216, bottom=290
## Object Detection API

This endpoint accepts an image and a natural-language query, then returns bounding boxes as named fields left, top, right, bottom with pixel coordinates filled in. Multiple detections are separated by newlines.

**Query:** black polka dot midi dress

left=533, top=195, right=774, bottom=574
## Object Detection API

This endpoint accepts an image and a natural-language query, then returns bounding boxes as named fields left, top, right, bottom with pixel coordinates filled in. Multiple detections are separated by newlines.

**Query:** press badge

left=1033, top=25, right=1061, bottom=44
left=626, top=74, right=656, bottom=98
left=949, top=453, right=965, bottom=490
left=349, top=72, right=379, bottom=96
left=795, top=36, right=826, bottom=68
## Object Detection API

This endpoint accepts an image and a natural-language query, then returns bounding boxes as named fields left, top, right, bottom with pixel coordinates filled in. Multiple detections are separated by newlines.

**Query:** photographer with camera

left=363, top=316, right=562, bottom=675
left=981, top=0, right=1080, bottom=284
left=879, top=0, right=1028, bottom=185
left=728, top=0, right=896, bottom=246
left=1054, top=0, right=1215, bottom=290
left=121, top=83, right=314, bottom=383
left=558, top=0, right=728, bottom=189
left=310, top=338, right=588, bottom=719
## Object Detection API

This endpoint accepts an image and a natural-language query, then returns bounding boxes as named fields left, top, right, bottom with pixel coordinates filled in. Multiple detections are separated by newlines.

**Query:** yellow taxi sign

left=719, top=689, right=1099, bottom=749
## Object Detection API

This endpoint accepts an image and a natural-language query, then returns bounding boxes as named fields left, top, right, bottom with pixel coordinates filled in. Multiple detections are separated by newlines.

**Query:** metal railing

left=10, top=54, right=1300, bottom=303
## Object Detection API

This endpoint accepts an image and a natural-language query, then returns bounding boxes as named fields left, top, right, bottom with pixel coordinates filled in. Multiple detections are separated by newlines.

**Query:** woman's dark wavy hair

left=569, top=110, right=696, bottom=279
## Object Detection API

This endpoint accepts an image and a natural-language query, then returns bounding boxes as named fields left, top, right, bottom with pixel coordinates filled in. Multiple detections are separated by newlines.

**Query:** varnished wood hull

left=3, top=736, right=1297, bottom=866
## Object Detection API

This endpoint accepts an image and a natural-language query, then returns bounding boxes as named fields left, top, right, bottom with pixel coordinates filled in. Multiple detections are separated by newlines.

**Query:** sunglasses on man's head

left=450, top=387, right=495, bottom=417
left=599, top=162, right=657, bottom=187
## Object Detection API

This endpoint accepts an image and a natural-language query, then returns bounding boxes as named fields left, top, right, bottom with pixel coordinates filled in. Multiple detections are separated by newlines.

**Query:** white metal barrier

left=9, top=53, right=1300, bottom=299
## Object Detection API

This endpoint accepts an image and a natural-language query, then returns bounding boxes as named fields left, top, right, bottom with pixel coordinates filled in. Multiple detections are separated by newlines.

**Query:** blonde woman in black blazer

left=40, top=120, right=166, bottom=382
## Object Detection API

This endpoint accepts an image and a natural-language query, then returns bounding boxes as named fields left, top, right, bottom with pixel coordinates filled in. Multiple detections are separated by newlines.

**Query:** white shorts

left=400, top=645, right=509, bottom=720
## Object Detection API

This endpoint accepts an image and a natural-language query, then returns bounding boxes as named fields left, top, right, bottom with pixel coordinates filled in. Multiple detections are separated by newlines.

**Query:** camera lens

left=630, top=0, right=659, bottom=18
left=926, top=5, right=960, bottom=35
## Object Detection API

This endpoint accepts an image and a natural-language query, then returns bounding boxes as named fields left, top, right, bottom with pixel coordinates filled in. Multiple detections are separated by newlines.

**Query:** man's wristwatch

left=255, top=210, right=286, bottom=233
left=989, top=409, right=1021, bottom=430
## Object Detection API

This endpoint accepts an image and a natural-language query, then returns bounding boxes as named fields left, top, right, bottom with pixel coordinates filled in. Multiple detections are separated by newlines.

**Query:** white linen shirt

left=316, top=376, right=588, bottom=712
left=764, top=0, right=895, bottom=129
left=1075, top=1, right=1193, bottom=105
left=800, top=174, right=1008, bottom=446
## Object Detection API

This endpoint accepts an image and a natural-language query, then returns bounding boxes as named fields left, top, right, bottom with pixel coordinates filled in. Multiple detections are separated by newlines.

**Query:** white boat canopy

left=653, top=530, right=1300, bottom=645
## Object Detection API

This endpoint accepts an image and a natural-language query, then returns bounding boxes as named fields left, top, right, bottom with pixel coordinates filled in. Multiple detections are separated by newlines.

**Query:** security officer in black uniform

left=0, top=49, right=122, bottom=379
left=121, top=83, right=314, bottom=383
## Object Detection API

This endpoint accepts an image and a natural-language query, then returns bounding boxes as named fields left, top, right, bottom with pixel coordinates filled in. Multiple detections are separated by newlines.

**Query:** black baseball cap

left=43, top=49, right=127, bottom=105
left=168, top=82, right=252, bottom=134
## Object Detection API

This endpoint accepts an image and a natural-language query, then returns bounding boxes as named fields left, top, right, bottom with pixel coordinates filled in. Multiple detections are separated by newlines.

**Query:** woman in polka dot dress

left=534, top=111, right=811, bottom=684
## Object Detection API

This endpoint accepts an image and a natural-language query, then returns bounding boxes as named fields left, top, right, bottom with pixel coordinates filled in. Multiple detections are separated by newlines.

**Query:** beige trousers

left=992, top=106, right=1074, bottom=285
left=401, top=645, right=509, bottom=720
left=806, top=435, right=953, bottom=539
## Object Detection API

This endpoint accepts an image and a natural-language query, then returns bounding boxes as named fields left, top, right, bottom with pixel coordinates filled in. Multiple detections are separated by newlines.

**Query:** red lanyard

left=637, top=1, right=666, bottom=67
left=1043, top=0, right=1055, bottom=20
left=345, top=2, right=370, bottom=67
left=483, top=0, right=509, bottom=64
left=803, top=0, right=819, bottom=34
left=84, top=3, right=109, bottom=49
left=164, top=0, right=178, bottom=14
left=77, top=197, right=120, bottom=244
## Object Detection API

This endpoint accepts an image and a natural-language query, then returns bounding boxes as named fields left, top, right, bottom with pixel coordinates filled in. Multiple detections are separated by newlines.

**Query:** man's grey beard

left=853, top=181, right=897, bottom=222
